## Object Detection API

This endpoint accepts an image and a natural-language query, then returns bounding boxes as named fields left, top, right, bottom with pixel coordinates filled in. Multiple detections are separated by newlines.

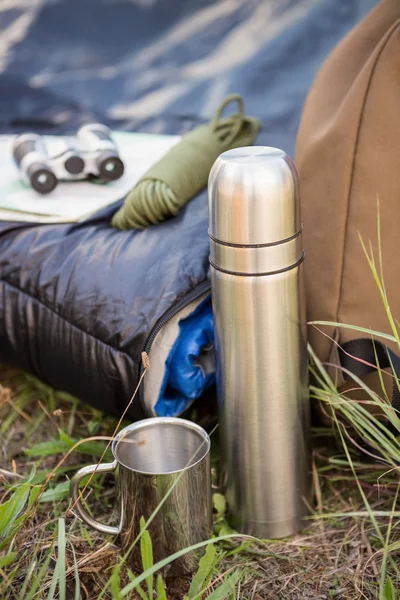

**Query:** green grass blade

left=358, top=233, right=400, bottom=348
left=27, top=485, right=41, bottom=509
left=26, top=410, right=46, bottom=438
left=23, top=541, right=54, bottom=600
left=18, top=559, right=37, bottom=599
left=380, top=482, right=400, bottom=596
left=383, top=540, right=400, bottom=553
left=47, top=518, right=66, bottom=600
left=212, top=494, right=226, bottom=519
left=372, top=339, right=390, bottom=404
left=376, top=196, right=385, bottom=293
left=110, top=565, right=122, bottom=600
left=57, top=518, right=66, bottom=600
left=224, top=541, right=253, bottom=558
left=40, top=481, right=70, bottom=503
left=309, top=321, right=397, bottom=343
left=120, top=534, right=254, bottom=597
left=134, top=585, right=149, bottom=600
left=24, top=466, right=73, bottom=485
left=127, top=571, right=148, bottom=600
left=308, top=345, right=337, bottom=390
left=0, top=483, right=30, bottom=538
left=55, top=391, right=80, bottom=403
left=25, top=432, right=112, bottom=460
left=25, top=439, right=69, bottom=457
left=69, top=539, right=81, bottom=600
left=0, top=388, right=31, bottom=434
left=21, top=560, right=39, bottom=600
left=310, top=343, right=400, bottom=464
left=380, top=576, right=396, bottom=600
left=333, top=415, right=385, bottom=550
left=205, top=570, right=241, bottom=599
left=156, top=575, right=168, bottom=600
left=139, top=517, right=154, bottom=600
left=59, top=430, right=113, bottom=459
left=47, top=563, right=58, bottom=600
left=0, top=552, right=17, bottom=568
left=310, top=511, right=400, bottom=519
left=188, top=541, right=217, bottom=598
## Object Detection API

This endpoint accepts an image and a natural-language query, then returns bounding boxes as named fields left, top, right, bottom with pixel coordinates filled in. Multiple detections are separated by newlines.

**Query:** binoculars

left=12, top=124, right=124, bottom=195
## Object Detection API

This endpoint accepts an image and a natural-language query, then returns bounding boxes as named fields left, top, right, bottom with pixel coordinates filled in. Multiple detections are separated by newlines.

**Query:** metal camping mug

left=70, top=417, right=212, bottom=573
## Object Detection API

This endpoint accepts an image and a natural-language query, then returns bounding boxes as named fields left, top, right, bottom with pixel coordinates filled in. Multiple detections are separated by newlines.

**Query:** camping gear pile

left=5, top=0, right=400, bottom=558
left=1, top=0, right=391, bottom=423
left=0, top=0, right=374, bottom=421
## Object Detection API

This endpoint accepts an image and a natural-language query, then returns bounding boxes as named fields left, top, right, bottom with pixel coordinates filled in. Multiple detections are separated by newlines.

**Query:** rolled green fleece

left=111, top=94, right=261, bottom=230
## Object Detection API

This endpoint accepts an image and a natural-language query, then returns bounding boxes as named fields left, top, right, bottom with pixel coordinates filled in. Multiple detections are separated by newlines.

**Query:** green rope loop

left=112, top=94, right=261, bottom=230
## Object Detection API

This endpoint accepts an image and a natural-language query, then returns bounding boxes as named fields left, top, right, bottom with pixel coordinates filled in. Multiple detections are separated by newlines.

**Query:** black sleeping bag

left=0, top=0, right=377, bottom=419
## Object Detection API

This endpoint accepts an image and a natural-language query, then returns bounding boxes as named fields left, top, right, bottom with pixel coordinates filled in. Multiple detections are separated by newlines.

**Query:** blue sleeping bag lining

left=155, top=297, right=215, bottom=417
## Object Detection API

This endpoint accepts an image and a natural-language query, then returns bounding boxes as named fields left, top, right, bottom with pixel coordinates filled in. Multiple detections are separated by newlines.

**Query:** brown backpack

left=295, top=0, right=400, bottom=401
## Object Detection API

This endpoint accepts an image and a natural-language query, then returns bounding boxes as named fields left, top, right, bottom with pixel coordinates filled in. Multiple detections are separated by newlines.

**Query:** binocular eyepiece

left=13, top=134, right=58, bottom=195
left=77, top=124, right=124, bottom=182
left=13, top=124, right=124, bottom=195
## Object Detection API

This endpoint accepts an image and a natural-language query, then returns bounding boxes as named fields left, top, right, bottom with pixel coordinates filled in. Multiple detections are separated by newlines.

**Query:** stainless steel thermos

left=208, top=146, right=311, bottom=538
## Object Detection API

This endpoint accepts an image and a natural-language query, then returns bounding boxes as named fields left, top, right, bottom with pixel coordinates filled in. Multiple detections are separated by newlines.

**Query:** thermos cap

left=208, top=146, right=301, bottom=246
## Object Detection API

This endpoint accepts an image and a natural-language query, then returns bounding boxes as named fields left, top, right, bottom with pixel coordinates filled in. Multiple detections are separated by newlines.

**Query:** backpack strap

left=338, top=338, right=400, bottom=428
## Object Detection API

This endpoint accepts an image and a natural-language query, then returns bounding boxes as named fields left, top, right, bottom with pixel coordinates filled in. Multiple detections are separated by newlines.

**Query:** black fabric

left=339, top=339, right=400, bottom=419
left=0, top=0, right=378, bottom=418
left=0, top=205, right=211, bottom=420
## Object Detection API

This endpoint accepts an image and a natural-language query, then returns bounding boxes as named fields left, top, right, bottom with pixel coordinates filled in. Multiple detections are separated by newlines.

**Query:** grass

left=1, top=220, right=400, bottom=598
left=1, top=362, right=400, bottom=599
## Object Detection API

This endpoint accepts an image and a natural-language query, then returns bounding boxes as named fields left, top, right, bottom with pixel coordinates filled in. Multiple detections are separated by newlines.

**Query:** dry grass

left=1, top=364, right=400, bottom=599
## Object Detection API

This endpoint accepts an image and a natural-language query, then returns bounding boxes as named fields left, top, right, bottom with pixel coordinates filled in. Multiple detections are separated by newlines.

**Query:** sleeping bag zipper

left=138, top=278, right=212, bottom=410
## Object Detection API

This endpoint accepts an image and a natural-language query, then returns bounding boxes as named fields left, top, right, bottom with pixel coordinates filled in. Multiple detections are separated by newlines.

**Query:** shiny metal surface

left=209, top=231, right=303, bottom=275
left=209, top=147, right=311, bottom=538
left=70, top=417, right=212, bottom=574
left=208, top=146, right=301, bottom=246
left=70, top=461, right=120, bottom=535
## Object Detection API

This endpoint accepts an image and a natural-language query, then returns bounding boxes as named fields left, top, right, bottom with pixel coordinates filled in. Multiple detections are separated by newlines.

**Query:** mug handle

left=70, top=461, right=121, bottom=535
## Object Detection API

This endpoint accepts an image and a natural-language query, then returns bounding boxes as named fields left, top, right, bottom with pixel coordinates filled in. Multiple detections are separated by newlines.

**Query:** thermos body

left=208, top=147, right=311, bottom=538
